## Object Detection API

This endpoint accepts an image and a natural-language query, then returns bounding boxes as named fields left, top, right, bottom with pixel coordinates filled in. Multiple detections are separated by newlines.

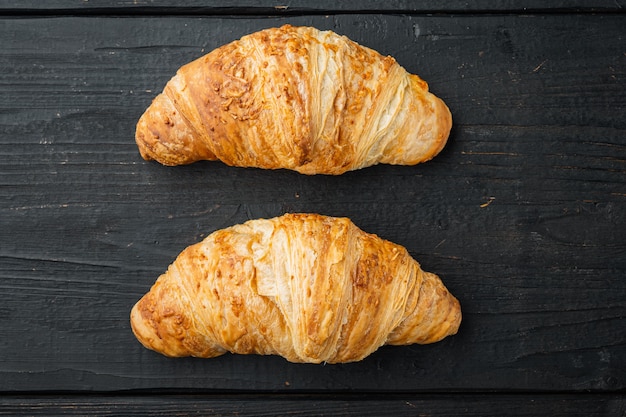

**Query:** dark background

left=1, top=1, right=624, bottom=415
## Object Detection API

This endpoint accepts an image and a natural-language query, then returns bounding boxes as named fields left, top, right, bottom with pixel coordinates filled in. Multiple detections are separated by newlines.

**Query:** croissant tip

left=130, top=300, right=153, bottom=349
left=424, top=97, right=453, bottom=162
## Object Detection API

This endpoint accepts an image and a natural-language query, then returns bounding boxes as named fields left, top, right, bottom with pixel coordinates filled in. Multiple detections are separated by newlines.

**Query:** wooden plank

left=0, top=0, right=624, bottom=14
left=1, top=12, right=625, bottom=393
left=0, top=394, right=624, bottom=416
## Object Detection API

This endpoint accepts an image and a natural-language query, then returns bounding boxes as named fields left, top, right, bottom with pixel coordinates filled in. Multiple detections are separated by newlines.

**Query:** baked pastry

left=135, top=25, right=452, bottom=175
left=130, top=213, right=461, bottom=363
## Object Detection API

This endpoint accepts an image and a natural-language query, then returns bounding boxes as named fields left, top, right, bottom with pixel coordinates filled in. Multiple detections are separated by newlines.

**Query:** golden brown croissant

left=135, top=25, right=452, bottom=175
left=130, top=213, right=461, bottom=363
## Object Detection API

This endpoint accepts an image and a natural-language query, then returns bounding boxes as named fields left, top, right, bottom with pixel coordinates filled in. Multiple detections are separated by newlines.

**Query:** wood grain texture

left=0, top=394, right=624, bottom=416
left=1, top=0, right=625, bottom=14
left=0, top=8, right=625, bottom=396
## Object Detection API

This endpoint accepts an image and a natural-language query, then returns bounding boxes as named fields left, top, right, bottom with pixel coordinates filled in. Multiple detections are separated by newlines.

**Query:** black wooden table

left=1, top=1, right=625, bottom=415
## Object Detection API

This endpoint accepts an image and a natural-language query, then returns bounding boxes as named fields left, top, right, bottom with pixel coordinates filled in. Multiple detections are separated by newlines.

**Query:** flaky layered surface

left=130, top=213, right=461, bottom=363
left=135, top=25, right=452, bottom=174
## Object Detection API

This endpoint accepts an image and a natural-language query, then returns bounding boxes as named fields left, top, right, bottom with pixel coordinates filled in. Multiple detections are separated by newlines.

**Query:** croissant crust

left=135, top=25, right=452, bottom=175
left=130, top=213, right=461, bottom=363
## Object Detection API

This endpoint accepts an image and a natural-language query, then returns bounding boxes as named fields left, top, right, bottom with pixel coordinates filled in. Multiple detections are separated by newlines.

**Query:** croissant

left=130, top=213, right=461, bottom=363
left=135, top=25, right=452, bottom=175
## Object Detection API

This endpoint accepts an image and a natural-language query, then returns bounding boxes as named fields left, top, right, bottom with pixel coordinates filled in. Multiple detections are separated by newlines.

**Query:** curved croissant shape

left=130, top=213, right=461, bottom=363
left=135, top=25, right=452, bottom=175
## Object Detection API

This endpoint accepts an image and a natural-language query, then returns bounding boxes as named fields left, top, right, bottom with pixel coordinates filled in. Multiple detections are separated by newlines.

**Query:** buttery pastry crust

left=130, top=213, right=461, bottom=363
left=135, top=25, right=452, bottom=175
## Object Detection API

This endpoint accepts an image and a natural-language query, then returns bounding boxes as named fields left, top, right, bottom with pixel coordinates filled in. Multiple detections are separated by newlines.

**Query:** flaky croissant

left=130, top=213, right=461, bottom=363
left=135, top=25, right=452, bottom=175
